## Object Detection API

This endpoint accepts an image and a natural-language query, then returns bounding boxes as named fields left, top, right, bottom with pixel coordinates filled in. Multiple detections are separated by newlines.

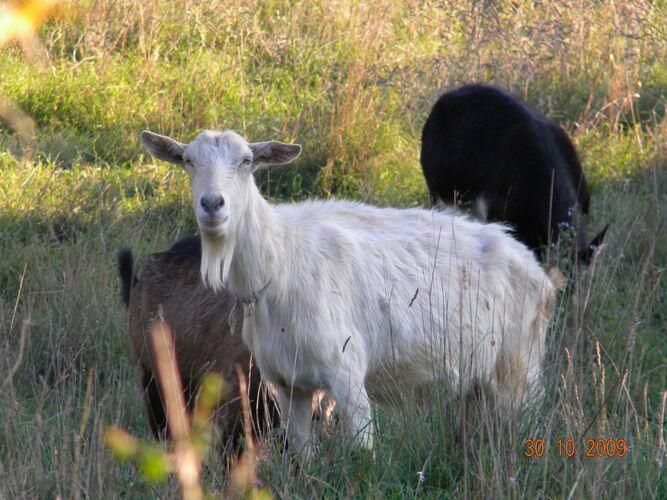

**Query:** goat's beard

left=200, top=231, right=235, bottom=292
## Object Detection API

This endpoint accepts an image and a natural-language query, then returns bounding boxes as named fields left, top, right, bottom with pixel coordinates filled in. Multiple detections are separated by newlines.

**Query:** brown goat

left=117, top=235, right=277, bottom=450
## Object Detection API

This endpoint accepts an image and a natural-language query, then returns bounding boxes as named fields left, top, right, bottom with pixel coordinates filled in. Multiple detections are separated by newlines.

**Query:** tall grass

left=1, top=0, right=665, bottom=497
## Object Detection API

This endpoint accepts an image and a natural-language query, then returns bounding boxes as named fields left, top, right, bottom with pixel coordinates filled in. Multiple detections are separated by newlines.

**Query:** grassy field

left=1, top=0, right=665, bottom=497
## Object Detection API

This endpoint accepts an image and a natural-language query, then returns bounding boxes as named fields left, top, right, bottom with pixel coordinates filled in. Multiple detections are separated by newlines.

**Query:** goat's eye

left=184, top=159, right=193, bottom=168
left=241, top=157, right=252, bottom=167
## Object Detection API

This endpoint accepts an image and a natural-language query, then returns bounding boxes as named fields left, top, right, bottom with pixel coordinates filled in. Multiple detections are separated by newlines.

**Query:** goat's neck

left=227, top=181, right=286, bottom=300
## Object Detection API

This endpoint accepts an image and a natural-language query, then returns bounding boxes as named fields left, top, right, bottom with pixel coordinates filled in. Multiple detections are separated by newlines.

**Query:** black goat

left=421, top=84, right=607, bottom=263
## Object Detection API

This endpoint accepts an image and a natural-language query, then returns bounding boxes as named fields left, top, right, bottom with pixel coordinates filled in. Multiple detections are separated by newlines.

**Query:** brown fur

left=118, top=236, right=277, bottom=449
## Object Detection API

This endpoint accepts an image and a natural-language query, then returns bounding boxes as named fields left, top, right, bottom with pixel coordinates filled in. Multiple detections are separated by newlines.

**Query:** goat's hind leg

left=492, top=288, right=550, bottom=415
left=492, top=328, right=546, bottom=415
left=491, top=349, right=543, bottom=416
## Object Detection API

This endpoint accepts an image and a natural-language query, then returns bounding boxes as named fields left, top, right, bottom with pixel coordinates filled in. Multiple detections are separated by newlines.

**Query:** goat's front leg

left=274, top=385, right=313, bottom=456
left=330, top=375, right=374, bottom=450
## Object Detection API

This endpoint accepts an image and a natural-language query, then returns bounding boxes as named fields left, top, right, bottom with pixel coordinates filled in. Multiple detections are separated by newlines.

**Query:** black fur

left=421, top=84, right=606, bottom=262
left=117, top=248, right=137, bottom=307
left=154, top=235, right=202, bottom=266
left=142, top=369, right=168, bottom=439
left=142, top=369, right=197, bottom=440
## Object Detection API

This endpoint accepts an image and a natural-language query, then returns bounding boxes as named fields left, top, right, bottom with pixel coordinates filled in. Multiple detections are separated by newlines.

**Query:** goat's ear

left=141, top=130, right=186, bottom=165
left=248, top=141, right=301, bottom=169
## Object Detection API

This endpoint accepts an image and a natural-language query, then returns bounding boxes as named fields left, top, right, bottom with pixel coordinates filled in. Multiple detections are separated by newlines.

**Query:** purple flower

left=251, top=475, right=263, bottom=486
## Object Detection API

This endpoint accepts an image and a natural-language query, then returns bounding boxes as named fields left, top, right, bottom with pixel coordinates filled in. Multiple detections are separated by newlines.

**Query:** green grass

left=1, top=0, right=665, bottom=497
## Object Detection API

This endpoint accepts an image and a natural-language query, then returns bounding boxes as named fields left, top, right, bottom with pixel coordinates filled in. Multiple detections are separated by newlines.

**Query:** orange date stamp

left=522, top=437, right=627, bottom=458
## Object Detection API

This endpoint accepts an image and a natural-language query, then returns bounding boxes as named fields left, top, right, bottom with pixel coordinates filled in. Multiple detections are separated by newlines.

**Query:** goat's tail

left=117, top=248, right=137, bottom=307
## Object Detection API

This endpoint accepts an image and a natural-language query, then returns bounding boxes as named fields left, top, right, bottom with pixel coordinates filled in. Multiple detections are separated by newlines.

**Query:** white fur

left=142, top=129, right=556, bottom=454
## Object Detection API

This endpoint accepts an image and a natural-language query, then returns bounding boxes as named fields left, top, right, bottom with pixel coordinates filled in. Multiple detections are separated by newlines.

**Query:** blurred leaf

left=138, top=445, right=170, bottom=485
left=104, top=426, right=138, bottom=461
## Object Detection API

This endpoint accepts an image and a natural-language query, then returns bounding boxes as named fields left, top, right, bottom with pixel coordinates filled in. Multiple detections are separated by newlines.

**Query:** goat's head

left=141, top=129, right=301, bottom=290
left=141, top=129, right=301, bottom=238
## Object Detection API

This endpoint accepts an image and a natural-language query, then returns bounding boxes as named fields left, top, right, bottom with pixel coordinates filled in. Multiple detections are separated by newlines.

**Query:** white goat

left=141, top=129, right=556, bottom=454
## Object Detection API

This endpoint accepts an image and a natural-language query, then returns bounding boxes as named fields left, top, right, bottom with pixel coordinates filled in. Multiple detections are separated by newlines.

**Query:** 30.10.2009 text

left=523, top=438, right=627, bottom=458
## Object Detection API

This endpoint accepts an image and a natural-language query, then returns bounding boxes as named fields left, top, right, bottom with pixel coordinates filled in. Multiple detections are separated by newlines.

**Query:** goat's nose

left=200, top=194, right=225, bottom=215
